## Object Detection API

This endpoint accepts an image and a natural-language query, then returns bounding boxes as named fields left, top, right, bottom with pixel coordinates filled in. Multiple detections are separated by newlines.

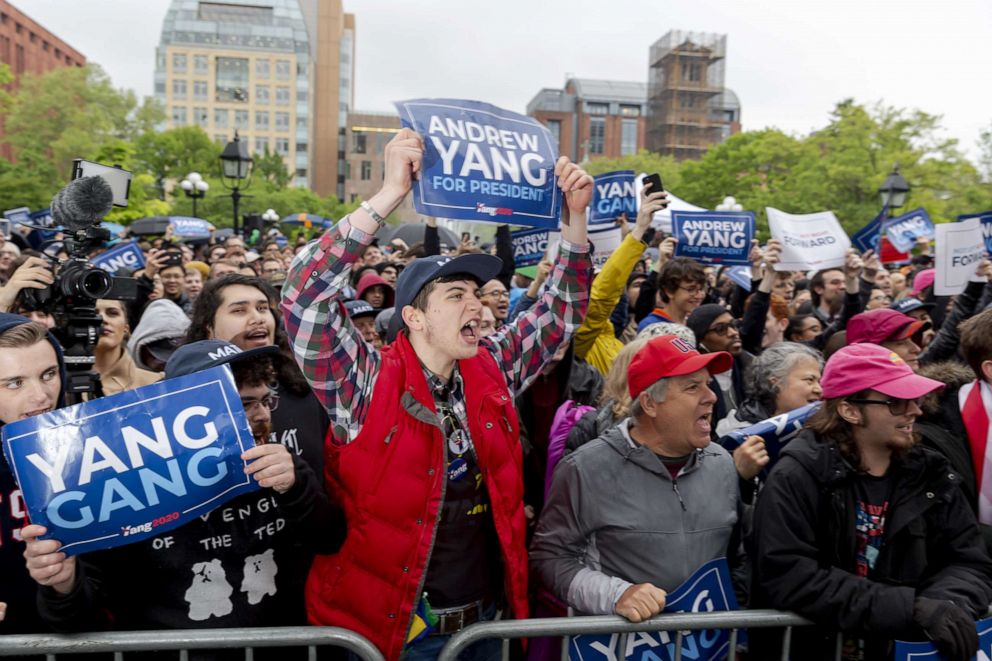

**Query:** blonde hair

left=0, top=321, right=49, bottom=349
left=601, top=337, right=650, bottom=419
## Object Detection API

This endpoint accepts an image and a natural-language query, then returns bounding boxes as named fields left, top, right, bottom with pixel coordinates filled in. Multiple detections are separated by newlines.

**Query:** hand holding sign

left=733, top=436, right=769, bottom=480
left=22, top=524, right=76, bottom=595
left=556, top=157, right=593, bottom=234
left=242, top=443, right=296, bottom=493
left=615, top=582, right=667, bottom=623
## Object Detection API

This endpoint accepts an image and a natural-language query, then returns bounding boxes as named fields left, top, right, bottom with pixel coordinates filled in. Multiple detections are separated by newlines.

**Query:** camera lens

left=59, top=261, right=113, bottom=299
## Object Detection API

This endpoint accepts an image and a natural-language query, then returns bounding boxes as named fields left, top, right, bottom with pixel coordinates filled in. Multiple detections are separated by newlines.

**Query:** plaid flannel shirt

left=280, top=216, right=592, bottom=445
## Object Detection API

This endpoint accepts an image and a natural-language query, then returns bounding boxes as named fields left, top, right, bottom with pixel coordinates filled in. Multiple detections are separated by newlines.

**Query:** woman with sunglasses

left=750, top=342, right=992, bottom=661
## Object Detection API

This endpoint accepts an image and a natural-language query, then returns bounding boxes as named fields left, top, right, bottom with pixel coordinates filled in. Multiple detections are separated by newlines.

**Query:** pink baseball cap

left=911, top=268, right=935, bottom=296
left=820, top=343, right=944, bottom=399
left=847, top=309, right=930, bottom=345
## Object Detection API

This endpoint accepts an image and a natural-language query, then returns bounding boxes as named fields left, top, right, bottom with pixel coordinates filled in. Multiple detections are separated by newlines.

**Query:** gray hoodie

left=127, top=299, right=190, bottom=370
left=531, top=418, right=740, bottom=615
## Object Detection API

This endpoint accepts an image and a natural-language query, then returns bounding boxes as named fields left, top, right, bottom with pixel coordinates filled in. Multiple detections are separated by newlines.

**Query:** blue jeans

left=402, top=603, right=502, bottom=661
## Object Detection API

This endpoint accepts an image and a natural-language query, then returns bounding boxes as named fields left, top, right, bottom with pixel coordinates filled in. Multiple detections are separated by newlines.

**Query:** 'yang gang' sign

left=394, top=99, right=562, bottom=228
left=2, top=366, right=258, bottom=555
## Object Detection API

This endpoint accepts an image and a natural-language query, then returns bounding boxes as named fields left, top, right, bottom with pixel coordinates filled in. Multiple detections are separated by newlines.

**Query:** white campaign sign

left=544, top=226, right=621, bottom=270
left=767, top=207, right=851, bottom=272
left=934, top=217, right=986, bottom=295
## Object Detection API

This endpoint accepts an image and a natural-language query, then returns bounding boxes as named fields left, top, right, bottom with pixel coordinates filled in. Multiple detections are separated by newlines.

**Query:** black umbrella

left=381, top=223, right=461, bottom=249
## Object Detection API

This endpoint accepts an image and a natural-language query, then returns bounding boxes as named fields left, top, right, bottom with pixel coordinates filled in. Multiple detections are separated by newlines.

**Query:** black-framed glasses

left=241, top=389, right=280, bottom=413
left=480, top=289, right=510, bottom=300
left=846, top=397, right=923, bottom=416
left=706, top=320, right=740, bottom=336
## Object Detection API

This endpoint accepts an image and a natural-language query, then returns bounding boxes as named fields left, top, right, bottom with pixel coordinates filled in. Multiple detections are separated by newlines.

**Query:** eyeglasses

left=241, top=389, right=280, bottom=413
left=480, top=289, right=510, bottom=300
left=677, top=285, right=709, bottom=296
left=846, top=396, right=923, bottom=416
left=706, top=320, right=740, bottom=336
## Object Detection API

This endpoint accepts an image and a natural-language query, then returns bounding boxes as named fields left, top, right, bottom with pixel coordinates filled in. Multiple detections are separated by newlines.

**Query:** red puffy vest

left=305, top=333, right=529, bottom=659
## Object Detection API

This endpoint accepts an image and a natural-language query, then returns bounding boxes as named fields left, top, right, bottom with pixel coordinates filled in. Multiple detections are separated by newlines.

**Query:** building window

left=621, top=119, right=638, bottom=156
left=586, top=102, right=608, bottom=116
left=255, top=58, right=270, bottom=79
left=296, top=142, right=308, bottom=153
left=545, top=119, right=561, bottom=146
left=275, top=138, right=289, bottom=155
left=682, top=62, right=701, bottom=82
left=215, top=134, right=227, bottom=143
left=679, top=95, right=697, bottom=109
left=350, top=193, right=359, bottom=203
left=296, top=116, right=307, bottom=129
left=172, top=53, right=187, bottom=73
left=172, top=106, right=187, bottom=125
left=274, top=112, right=290, bottom=131
left=172, top=80, right=187, bottom=100
left=234, top=110, right=249, bottom=128
left=193, top=80, right=209, bottom=101
left=216, top=57, right=249, bottom=102
left=255, top=85, right=270, bottom=104
left=275, top=86, right=290, bottom=105
left=275, top=60, right=291, bottom=80
left=360, top=161, right=372, bottom=180
left=620, top=105, right=641, bottom=117
left=588, top=118, right=605, bottom=155
left=214, top=109, right=229, bottom=128
left=255, top=137, right=269, bottom=153
left=193, top=107, right=208, bottom=127
left=255, top=111, right=269, bottom=130
left=194, top=54, right=208, bottom=74
left=353, top=132, right=367, bottom=154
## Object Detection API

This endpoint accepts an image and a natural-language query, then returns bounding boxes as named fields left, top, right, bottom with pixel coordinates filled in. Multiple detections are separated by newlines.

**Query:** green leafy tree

left=583, top=150, right=683, bottom=195
left=133, top=125, right=219, bottom=198
left=252, top=147, right=291, bottom=188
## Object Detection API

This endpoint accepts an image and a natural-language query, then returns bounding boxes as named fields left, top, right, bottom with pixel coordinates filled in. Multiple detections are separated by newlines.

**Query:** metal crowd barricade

left=0, top=626, right=385, bottom=661
left=438, top=609, right=835, bottom=661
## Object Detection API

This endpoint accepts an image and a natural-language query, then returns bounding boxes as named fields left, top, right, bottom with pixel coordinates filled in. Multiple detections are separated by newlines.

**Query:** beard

left=251, top=418, right=273, bottom=445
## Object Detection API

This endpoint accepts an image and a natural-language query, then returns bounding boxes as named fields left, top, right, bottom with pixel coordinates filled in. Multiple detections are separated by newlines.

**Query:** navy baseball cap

left=394, top=254, right=503, bottom=312
left=890, top=298, right=934, bottom=315
left=165, top=339, right=279, bottom=379
left=345, top=299, right=378, bottom=320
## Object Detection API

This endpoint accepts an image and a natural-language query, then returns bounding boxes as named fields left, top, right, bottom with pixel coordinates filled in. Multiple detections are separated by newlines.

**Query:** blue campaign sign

left=851, top=208, right=887, bottom=254
left=91, top=240, right=146, bottom=275
left=2, top=366, right=259, bottom=556
left=958, top=211, right=992, bottom=255
left=169, top=216, right=214, bottom=239
left=894, top=617, right=992, bottom=660
left=512, top=228, right=552, bottom=267
left=672, top=211, right=755, bottom=265
left=590, top=171, right=637, bottom=224
left=884, top=208, right=934, bottom=253
left=394, top=98, right=562, bottom=228
left=569, top=559, right=740, bottom=661
left=725, top=266, right=752, bottom=292
left=719, top=402, right=820, bottom=475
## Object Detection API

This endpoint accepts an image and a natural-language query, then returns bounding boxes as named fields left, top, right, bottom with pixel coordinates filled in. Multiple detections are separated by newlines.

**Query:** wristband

left=360, top=200, right=385, bottom=228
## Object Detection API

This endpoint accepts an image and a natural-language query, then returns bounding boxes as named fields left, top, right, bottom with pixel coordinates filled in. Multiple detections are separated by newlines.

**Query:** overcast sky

left=22, top=0, right=992, bottom=160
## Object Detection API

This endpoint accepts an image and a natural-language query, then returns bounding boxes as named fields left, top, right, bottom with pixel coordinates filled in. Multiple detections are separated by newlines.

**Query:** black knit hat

left=686, top=304, right=730, bottom=346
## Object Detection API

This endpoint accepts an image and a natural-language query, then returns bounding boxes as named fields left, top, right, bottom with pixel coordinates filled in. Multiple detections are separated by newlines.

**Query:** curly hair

left=185, top=274, right=311, bottom=396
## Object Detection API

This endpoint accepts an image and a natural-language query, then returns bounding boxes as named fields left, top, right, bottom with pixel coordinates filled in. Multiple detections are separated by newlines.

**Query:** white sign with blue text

left=767, top=207, right=851, bottom=272
left=894, top=617, right=992, bottom=660
left=2, top=366, right=258, bottom=556
left=91, top=240, right=146, bottom=275
left=958, top=211, right=992, bottom=256
left=589, top=171, right=637, bottom=224
left=569, top=558, right=739, bottom=661
left=672, top=211, right=755, bottom=265
left=934, top=216, right=985, bottom=296
left=394, top=99, right=561, bottom=228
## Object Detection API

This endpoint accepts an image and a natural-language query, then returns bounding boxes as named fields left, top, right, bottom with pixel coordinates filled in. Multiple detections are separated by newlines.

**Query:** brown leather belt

left=431, top=600, right=488, bottom=635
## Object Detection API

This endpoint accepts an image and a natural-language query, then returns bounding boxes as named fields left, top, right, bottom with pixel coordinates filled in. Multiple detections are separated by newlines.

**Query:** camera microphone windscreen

left=52, top=176, right=114, bottom=232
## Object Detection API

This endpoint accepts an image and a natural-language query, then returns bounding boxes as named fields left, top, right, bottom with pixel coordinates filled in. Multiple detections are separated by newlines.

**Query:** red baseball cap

left=820, top=343, right=944, bottom=399
left=847, top=309, right=930, bottom=345
left=628, top=335, right=733, bottom=399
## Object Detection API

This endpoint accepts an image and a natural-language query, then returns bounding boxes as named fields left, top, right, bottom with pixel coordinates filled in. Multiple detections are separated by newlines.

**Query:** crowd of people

left=0, top=127, right=991, bottom=661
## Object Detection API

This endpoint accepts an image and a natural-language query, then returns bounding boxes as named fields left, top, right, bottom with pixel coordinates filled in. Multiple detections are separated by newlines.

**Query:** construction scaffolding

left=647, top=30, right=736, bottom=160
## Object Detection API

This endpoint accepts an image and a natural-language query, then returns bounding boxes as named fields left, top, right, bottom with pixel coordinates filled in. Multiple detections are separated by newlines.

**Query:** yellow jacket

left=573, top=234, right=646, bottom=376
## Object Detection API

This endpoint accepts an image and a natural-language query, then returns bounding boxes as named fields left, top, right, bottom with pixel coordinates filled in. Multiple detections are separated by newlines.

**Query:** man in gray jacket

left=531, top=334, right=743, bottom=622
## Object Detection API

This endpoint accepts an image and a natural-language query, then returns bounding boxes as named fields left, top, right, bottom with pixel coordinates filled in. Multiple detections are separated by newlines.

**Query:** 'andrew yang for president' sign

left=2, top=366, right=258, bottom=555
left=394, top=99, right=562, bottom=228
